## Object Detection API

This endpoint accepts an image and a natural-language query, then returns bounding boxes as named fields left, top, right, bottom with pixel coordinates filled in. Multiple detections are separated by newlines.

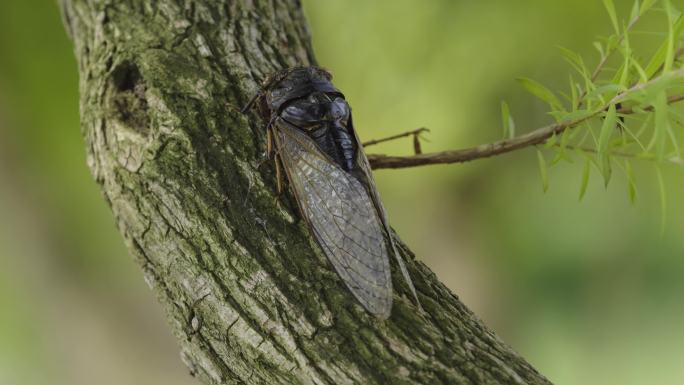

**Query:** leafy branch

left=366, top=0, right=684, bottom=205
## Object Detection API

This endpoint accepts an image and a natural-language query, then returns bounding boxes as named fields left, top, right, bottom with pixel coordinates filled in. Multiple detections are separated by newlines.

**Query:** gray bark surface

left=59, top=1, right=552, bottom=384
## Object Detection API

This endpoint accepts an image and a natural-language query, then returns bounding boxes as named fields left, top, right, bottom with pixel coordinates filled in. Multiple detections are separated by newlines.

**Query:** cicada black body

left=245, top=67, right=418, bottom=318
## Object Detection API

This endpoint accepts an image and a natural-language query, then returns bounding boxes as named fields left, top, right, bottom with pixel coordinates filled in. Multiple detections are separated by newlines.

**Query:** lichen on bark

left=59, top=0, right=553, bottom=384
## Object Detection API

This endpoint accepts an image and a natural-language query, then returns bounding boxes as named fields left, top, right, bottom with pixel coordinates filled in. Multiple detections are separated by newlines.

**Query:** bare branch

left=367, top=120, right=574, bottom=169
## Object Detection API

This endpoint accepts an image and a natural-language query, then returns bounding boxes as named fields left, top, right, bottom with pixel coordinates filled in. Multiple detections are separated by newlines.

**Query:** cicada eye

left=331, top=97, right=350, bottom=122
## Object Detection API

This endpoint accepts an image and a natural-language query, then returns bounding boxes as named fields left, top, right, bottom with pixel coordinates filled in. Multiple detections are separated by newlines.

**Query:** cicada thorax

left=279, top=92, right=357, bottom=172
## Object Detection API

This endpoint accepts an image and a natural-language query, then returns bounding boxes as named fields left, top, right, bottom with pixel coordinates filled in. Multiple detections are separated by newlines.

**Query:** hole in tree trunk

left=109, top=61, right=150, bottom=135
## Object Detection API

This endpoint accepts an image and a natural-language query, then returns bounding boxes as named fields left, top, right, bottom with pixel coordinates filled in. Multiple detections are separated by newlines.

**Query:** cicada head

left=264, top=67, right=342, bottom=114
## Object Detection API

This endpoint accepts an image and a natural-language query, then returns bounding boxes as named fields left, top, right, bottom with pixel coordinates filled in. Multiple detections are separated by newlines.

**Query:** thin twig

left=551, top=143, right=684, bottom=165
left=367, top=120, right=577, bottom=169
left=589, top=14, right=640, bottom=82
left=367, top=75, right=684, bottom=170
left=574, top=14, right=640, bottom=111
left=654, top=46, right=684, bottom=76
left=618, top=93, right=684, bottom=114
left=363, top=128, right=430, bottom=147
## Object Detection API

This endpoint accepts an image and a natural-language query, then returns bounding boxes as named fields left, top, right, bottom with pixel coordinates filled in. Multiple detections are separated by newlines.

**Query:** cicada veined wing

left=273, top=120, right=393, bottom=318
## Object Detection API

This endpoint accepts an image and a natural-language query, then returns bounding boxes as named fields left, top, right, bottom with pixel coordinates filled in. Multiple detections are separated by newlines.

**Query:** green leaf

left=624, top=71, right=676, bottom=107
left=501, top=101, right=515, bottom=139
left=544, top=133, right=558, bottom=149
left=598, top=105, right=617, bottom=154
left=552, top=126, right=574, bottom=165
left=654, top=92, right=669, bottom=162
left=557, top=46, right=583, bottom=69
left=667, top=122, right=681, bottom=159
left=663, top=0, right=675, bottom=74
left=601, top=155, right=613, bottom=188
left=586, top=84, right=625, bottom=100
left=632, top=59, right=649, bottom=82
left=559, top=109, right=596, bottom=122
left=630, top=0, right=640, bottom=22
left=594, top=41, right=606, bottom=60
left=559, top=49, right=594, bottom=94
left=644, top=13, right=684, bottom=78
left=579, top=156, right=591, bottom=201
left=640, top=0, right=657, bottom=15
left=517, top=77, right=563, bottom=110
left=537, top=149, right=549, bottom=193
left=598, top=104, right=617, bottom=187
left=569, top=75, right=579, bottom=109
left=656, top=166, right=667, bottom=235
left=602, top=0, right=620, bottom=34
left=618, top=21, right=632, bottom=88
left=625, top=160, right=637, bottom=204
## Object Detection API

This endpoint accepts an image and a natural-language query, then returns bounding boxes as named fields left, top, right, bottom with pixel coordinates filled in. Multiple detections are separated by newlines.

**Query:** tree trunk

left=59, top=1, right=552, bottom=384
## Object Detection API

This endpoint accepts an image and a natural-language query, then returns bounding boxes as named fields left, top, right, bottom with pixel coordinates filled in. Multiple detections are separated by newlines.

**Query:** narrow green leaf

left=559, top=109, right=595, bottom=122
left=560, top=124, right=572, bottom=150
left=552, top=126, right=574, bottom=165
left=544, top=133, right=558, bottom=149
left=579, top=156, right=591, bottom=201
left=537, top=149, right=549, bottom=193
left=569, top=75, right=579, bottom=109
left=625, top=160, right=637, bottom=204
left=656, top=166, right=667, bottom=235
left=632, top=59, right=649, bottom=82
left=559, top=48, right=593, bottom=88
left=667, top=122, right=681, bottom=159
left=501, top=101, right=515, bottom=139
left=624, top=72, right=674, bottom=107
left=623, top=118, right=648, bottom=151
left=605, top=34, right=620, bottom=52
left=630, top=0, right=640, bottom=22
left=663, top=0, right=675, bottom=74
left=594, top=42, right=605, bottom=60
left=517, top=77, right=563, bottom=110
left=654, top=92, right=669, bottom=161
left=586, top=84, right=625, bottom=100
left=602, top=0, right=620, bottom=34
left=598, top=105, right=617, bottom=187
left=640, top=0, right=657, bottom=15
left=602, top=156, right=613, bottom=188
left=598, top=105, right=617, bottom=154
left=644, top=13, right=684, bottom=78
left=619, top=21, right=632, bottom=88
left=557, top=46, right=583, bottom=69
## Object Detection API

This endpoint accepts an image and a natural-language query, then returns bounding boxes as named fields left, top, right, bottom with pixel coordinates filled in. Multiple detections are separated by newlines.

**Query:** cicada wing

left=274, top=121, right=393, bottom=318
left=347, top=116, right=421, bottom=309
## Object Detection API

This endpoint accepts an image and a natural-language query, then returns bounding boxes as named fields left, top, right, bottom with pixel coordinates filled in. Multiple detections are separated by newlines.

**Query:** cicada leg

left=274, top=153, right=286, bottom=195
left=266, top=125, right=274, bottom=159
left=256, top=120, right=277, bottom=169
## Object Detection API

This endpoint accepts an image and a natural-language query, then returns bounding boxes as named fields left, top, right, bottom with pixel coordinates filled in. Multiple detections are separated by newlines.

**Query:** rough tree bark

left=59, top=1, right=552, bottom=384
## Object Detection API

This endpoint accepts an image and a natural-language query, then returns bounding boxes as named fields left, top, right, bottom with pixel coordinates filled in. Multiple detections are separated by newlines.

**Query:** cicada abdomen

left=247, top=67, right=419, bottom=318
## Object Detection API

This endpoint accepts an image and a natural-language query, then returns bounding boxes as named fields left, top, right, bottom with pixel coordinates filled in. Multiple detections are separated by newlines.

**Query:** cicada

left=244, top=67, right=418, bottom=318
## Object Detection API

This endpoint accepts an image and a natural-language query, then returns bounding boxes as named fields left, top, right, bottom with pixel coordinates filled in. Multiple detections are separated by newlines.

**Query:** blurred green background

left=1, top=1, right=683, bottom=384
